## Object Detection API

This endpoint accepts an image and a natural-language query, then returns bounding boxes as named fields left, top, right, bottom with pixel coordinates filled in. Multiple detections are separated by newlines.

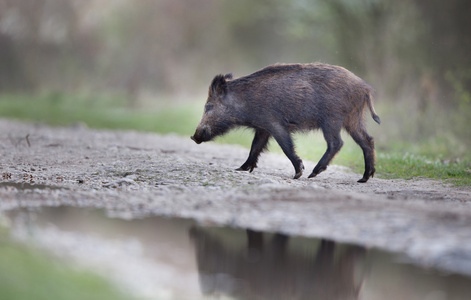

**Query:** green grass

left=0, top=93, right=470, bottom=186
left=376, top=152, right=471, bottom=186
left=0, top=230, right=136, bottom=300
left=0, top=93, right=201, bottom=135
left=202, top=127, right=471, bottom=186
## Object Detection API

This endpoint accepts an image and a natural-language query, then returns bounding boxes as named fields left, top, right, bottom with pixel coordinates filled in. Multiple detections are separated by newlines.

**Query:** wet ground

left=4, top=206, right=471, bottom=300
left=1, top=119, right=471, bottom=299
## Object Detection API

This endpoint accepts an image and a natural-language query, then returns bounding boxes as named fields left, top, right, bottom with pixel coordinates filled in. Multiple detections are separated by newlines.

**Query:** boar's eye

left=204, top=104, right=214, bottom=112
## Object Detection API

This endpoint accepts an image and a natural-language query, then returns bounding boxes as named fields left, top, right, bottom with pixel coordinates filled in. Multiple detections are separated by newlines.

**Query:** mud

left=6, top=206, right=471, bottom=300
left=1, top=119, right=471, bottom=275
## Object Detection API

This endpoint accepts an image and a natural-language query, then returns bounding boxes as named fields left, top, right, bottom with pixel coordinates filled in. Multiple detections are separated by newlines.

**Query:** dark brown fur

left=191, top=63, right=381, bottom=182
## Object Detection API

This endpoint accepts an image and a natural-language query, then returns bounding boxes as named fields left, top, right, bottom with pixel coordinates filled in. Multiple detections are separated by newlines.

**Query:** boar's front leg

left=271, top=127, right=304, bottom=179
left=237, top=129, right=271, bottom=172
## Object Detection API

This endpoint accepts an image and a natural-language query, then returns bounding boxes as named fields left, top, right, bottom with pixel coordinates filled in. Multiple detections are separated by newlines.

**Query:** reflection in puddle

left=4, top=206, right=471, bottom=300
left=191, top=228, right=365, bottom=299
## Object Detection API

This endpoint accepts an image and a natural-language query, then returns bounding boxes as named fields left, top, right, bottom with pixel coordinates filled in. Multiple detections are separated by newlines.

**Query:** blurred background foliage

left=0, top=0, right=470, bottom=160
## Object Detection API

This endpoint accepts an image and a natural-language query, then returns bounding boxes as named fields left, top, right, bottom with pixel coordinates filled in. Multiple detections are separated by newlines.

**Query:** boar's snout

left=190, top=135, right=201, bottom=144
left=191, top=125, right=211, bottom=144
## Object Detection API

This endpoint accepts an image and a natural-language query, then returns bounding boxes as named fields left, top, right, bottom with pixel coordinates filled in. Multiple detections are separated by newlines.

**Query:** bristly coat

left=191, top=63, right=380, bottom=183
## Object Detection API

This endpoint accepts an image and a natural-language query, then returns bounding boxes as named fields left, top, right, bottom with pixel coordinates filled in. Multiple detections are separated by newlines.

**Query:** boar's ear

left=224, top=73, right=233, bottom=80
left=210, top=74, right=228, bottom=96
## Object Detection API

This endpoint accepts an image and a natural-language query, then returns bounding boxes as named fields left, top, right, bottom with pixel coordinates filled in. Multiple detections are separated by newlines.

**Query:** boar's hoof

left=293, top=171, right=303, bottom=180
left=236, top=164, right=256, bottom=173
left=293, top=162, right=305, bottom=179
left=357, top=168, right=375, bottom=183
left=308, top=165, right=327, bottom=179
left=308, top=166, right=325, bottom=179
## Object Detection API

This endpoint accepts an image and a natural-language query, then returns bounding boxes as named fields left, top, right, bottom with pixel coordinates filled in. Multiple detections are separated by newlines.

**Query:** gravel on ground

left=1, top=118, right=470, bottom=275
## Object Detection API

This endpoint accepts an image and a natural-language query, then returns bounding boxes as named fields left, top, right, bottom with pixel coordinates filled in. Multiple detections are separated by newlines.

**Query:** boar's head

left=191, top=73, right=237, bottom=144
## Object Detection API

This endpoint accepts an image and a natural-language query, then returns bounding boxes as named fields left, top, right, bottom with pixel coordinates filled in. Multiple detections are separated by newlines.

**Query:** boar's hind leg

left=271, top=128, right=304, bottom=179
left=347, top=127, right=376, bottom=183
left=308, top=126, right=343, bottom=179
left=236, top=129, right=271, bottom=173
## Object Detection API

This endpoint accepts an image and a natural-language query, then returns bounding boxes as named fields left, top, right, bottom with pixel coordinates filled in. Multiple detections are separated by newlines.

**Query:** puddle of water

left=4, top=206, right=471, bottom=300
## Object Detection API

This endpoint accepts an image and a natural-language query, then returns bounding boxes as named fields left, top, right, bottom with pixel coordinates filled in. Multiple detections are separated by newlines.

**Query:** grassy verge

left=0, top=93, right=469, bottom=186
left=376, top=152, right=471, bottom=185
left=0, top=229, right=135, bottom=300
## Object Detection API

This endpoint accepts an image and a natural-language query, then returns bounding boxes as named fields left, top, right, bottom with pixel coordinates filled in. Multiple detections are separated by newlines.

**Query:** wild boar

left=191, top=63, right=381, bottom=183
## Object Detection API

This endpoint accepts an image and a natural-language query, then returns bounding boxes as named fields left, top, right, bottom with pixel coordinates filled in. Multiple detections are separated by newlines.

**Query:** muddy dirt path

left=1, top=119, right=471, bottom=275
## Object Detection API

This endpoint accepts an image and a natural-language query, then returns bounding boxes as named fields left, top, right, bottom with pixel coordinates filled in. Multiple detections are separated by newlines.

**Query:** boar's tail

left=366, top=92, right=381, bottom=125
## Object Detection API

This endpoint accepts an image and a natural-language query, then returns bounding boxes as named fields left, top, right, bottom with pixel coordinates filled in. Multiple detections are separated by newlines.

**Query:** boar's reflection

left=190, top=227, right=366, bottom=300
